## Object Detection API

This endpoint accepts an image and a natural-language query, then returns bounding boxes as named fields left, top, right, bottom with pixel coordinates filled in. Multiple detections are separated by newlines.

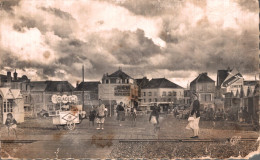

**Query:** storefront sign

left=51, top=95, right=78, bottom=104
left=114, top=85, right=130, bottom=96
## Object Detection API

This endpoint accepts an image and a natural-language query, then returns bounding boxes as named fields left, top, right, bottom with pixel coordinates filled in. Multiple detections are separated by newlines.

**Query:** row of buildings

left=0, top=68, right=259, bottom=124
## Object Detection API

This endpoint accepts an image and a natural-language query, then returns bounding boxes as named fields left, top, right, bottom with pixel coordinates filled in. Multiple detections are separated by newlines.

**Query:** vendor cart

left=52, top=105, right=86, bottom=130
left=51, top=95, right=86, bottom=130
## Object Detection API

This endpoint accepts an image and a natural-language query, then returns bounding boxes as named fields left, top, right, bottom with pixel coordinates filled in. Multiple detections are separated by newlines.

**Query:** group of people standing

left=88, top=99, right=138, bottom=129
left=90, top=94, right=201, bottom=139
left=149, top=93, right=201, bottom=138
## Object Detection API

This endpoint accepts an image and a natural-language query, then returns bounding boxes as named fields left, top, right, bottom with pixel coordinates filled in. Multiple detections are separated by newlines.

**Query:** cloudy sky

left=0, top=0, right=258, bottom=87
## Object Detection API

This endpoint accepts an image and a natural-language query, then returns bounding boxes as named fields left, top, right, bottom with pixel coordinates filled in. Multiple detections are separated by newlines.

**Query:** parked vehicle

left=37, top=109, right=49, bottom=118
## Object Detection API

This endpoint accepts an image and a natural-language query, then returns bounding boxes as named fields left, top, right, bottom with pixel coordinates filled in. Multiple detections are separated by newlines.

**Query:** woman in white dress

left=186, top=93, right=200, bottom=138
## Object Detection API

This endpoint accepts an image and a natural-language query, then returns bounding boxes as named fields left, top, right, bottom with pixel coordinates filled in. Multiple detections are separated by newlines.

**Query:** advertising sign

left=114, top=85, right=130, bottom=96
left=51, top=95, right=78, bottom=104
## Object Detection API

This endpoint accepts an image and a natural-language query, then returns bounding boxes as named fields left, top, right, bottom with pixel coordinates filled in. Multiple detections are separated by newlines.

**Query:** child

left=89, top=106, right=96, bottom=127
left=5, top=113, right=17, bottom=137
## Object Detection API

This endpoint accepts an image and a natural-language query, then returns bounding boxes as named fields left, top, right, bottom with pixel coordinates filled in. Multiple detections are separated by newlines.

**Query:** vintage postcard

left=0, top=0, right=260, bottom=159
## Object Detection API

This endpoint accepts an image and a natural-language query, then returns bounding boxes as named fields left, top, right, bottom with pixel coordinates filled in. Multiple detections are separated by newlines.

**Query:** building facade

left=140, top=78, right=184, bottom=111
left=190, top=73, right=215, bottom=108
left=98, top=69, right=138, bottom=108
left=135, top=77, right=149, bottom=102
left=0, top=88, right=24, bottom=124
left=74, top=81, right=100, bottom=111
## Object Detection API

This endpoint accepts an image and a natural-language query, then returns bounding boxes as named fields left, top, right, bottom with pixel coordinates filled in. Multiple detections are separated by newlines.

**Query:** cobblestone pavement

left=1, top=114, right=259, bottom=158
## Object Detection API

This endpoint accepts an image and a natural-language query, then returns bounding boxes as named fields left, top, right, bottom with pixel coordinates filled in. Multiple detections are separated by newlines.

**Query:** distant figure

left=130, top=104, right=137, bottom=127
left=149, top=103, right=160, bottom=133
left=89, top=106, right=96, bottom=127
left=189, top=93, right=200, bottom=138
left=96, top=99, right=107, bottom=130
left=116, top=102, right=125, bottom=126
left=5, top=113, right=17, bottom=137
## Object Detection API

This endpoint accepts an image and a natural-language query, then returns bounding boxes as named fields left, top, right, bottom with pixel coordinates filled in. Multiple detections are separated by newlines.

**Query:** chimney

left=13, top=69, right=17, bottom=81
left=7, top=71, right=11, bottom=82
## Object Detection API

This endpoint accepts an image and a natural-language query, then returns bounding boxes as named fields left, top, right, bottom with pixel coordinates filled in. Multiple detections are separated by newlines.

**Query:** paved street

left=1, top=114, right=259, bottom=158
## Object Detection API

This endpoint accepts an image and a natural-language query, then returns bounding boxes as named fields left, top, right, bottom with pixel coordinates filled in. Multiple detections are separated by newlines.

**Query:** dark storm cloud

left=48, top=29, right=161, bottom=80
left=0, top=0, right=20, bottom=12
left=105, top=29, right=161, bottom=64
left=98, top=0, right=185, bottom=16
left=149, top=28, right=258, bottom=76
left=235, top=0, right=258, bottom=12
left=0, top=48, right=59, bottom=79
left=12, top=8, right=75, bottom=38
left=13, top=16, right=47, bottom=33
left=41, top=7, right=75, bottom=20
left=0, top=0, right=258, bottom=84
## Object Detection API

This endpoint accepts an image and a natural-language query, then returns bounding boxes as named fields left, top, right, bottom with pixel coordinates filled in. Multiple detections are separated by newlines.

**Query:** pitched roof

left=135, top=77, right=149, bottom=88
left=143, top=78, right=183, bottom=89
left=221, top=72, right=243, bottom=87
left=11, top=89, right=23, bottom=99
left=108, top=69, right=132, bottom=79
left=217, top=69, right=230, bottom=87
left=0, top=88, right=23, bottom=99
left=45, top=81, right=74, bottom=92
left=0, top=74, right=7, bottom=82
left=74, top=81, right=100, bottom=91
left=30, top=81, right=48, bottom=91
left=190, top=73, right=215, bottom=85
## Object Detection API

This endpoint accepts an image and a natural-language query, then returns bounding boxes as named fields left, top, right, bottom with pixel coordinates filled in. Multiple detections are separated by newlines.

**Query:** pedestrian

left=188, top=93, right=200, bottom=138
left=130, top=105, right=137, bottom=127
left=89, top=106, right=96, bottom=127
left=95, top=99, right=107, bottom=130
left=5, top=113, right=17, bottom=137
left=116, top=102, right=125, bottom=126
left=149, top=103, right=160, bottom=133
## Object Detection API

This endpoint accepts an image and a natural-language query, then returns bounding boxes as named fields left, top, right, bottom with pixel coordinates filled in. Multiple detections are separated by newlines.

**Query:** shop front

left=0, top=88, right=24, bottom=124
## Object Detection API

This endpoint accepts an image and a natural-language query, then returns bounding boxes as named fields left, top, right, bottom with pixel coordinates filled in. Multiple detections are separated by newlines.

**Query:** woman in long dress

left=187, top=93, right=200, bottom=138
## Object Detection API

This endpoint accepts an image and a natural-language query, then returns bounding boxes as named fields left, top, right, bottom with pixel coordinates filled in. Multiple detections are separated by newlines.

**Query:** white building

left=140, top=78, right=184, bottom=111
left=98, top=69, right=138, bottom=107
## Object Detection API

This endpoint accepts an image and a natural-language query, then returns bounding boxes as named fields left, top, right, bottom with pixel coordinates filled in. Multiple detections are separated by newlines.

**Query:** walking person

left=130, top=101, right=138, bottom=127
left=5, top=113, right=17, bottom=138
left=96, top=99, right=107, bottom=130
left=116, top=102, right=125, bottom=126
left=89, top=106, right=96, bottom=127
left=149, top=103, right=160, bottom=133
left=188, top=93, right=200, bottom=138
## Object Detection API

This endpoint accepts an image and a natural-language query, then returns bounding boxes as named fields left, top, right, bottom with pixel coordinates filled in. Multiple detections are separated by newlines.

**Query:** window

left=168, top=98, right=171, bottom=102
left=162, top=91, right=166, bottom=96
left=199, top=85, right=203, bottom=91
left=154, top=92, right=157, bottom=96
left=168, top=92, right=172, bottom=96
left=154, top=98, right=157, bottom=102
left=143, top=99, right=146, bottom=103
left=149, top=99, right=152, bottom=102
left=4, top=101, right=13, bottom=112
left=200, top=94, right=211, bottom=102
left=106, top=79, right=109, bottom=84
left=148, top=92, right=152, bottom=96
left=173, top=92, right=176, bottom=96
left=143, top=92, right=146, bottom=97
